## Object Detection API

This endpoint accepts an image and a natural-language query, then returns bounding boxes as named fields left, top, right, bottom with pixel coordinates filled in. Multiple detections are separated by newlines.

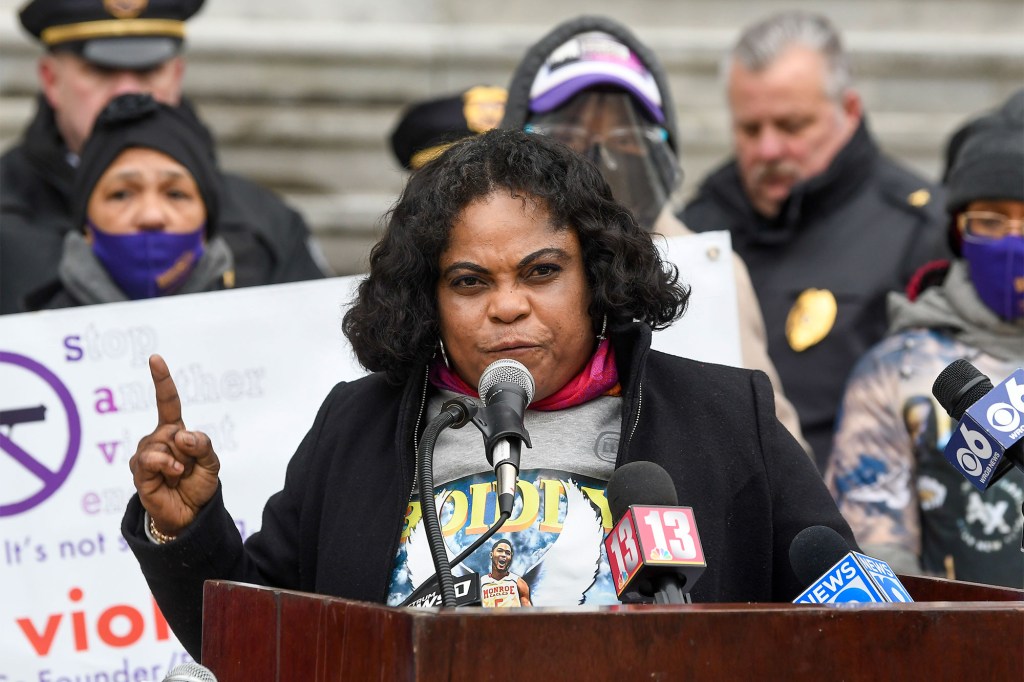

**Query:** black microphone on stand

left=931, top=359, right=1024, bottom=490
left=933, top=360, right=1024, bottom=549
left=400, top=360, right=534, bottom=608
left=605, top=461, right=706, bottom=604
left=472, top=359, right=535, bottom=516
left=789, top=526, right=914, bottom=604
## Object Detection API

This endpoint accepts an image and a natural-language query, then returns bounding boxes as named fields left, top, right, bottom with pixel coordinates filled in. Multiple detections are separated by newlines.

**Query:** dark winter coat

left=682, top=121, right=949, bottom=467
left=122, top=322, right=855, bottom=659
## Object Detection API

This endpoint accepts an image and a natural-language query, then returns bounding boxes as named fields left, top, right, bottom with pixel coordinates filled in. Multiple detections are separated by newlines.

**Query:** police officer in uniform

left=0, top=0, right=330, bottom=315
left=681, top=11, right=948, bottom=468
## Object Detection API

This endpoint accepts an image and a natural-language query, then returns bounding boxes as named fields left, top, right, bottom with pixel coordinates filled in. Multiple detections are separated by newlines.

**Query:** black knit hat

left=73, top=93, right=220, bottom=235
left=390, top=86, right=507, bottom=170
left=19, top=0, right=205, bottom=69
left=942, top=88, right=1024, bottom=253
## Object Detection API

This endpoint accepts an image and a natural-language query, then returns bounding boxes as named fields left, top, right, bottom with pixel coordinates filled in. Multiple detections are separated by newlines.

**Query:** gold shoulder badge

left=786, top=289, right=837, bottom=352
left=907, top=189, right=931, bottom=207
left=104, top=0, right=149, bottom=19
left=462, top=86, right=508, bottom=134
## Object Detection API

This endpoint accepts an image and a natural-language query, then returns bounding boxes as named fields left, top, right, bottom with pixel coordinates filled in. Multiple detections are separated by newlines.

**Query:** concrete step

left=168, top=0, right=1024, bottom=35
left=2, top=11, right=1021, bottom=275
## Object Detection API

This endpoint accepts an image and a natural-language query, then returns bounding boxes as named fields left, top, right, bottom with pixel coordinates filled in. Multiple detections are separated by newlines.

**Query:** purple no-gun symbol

left=0, top=351, right=81, bottom=516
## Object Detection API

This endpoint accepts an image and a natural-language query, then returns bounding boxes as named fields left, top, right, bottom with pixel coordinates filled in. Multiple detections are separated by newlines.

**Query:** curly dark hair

left=343, top=128, right=689, bottom=384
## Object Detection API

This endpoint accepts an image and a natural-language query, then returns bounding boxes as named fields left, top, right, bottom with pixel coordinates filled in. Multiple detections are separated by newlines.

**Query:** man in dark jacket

left=0, top=0, right=330, bottom=315
left=681, top=11, right=947, bottom=468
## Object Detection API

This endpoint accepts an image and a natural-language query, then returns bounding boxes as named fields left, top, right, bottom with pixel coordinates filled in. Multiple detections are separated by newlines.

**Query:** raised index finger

left=149, top=354, right=184, bottom=427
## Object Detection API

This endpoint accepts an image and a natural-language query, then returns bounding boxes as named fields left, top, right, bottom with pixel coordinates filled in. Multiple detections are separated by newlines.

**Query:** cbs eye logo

left=985, top=401, right=1022, bottom=434
left=986, top=376, right=1024, bottom=434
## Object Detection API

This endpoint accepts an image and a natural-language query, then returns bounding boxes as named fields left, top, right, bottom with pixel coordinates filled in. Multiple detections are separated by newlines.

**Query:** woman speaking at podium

left=121, top=129, right=854, bottom=657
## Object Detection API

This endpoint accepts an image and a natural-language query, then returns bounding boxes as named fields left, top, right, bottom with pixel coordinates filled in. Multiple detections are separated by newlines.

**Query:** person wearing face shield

left=527, top=90, right=671, bottom=231
left=502, top=16, right=809, bottom=455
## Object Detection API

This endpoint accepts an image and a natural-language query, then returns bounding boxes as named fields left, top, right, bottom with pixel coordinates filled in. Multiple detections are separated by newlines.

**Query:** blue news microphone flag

left=791, top=526, right=914, bottom=604
left=934, top=364, right=1024, bottom=492
left=793, top=552, right=914, bottom=604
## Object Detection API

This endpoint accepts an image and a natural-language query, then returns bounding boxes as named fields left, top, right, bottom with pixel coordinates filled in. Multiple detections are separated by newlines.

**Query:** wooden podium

left=202, top=576, right=1023, bottom=680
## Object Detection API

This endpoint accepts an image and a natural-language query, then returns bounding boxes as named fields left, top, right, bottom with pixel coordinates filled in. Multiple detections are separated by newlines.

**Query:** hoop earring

left=596, top=314, right=608, bottom=341
left=438, top=338, right=451, bottom=369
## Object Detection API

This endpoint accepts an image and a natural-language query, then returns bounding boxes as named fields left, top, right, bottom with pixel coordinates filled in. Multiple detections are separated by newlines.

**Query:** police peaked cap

left=19, top=0, right=205, bottom=69
left=390, top=86, right=508, bottom=170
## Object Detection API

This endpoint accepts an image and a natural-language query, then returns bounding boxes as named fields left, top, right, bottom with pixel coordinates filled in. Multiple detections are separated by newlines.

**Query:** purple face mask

left=961, top=234, right=1024, bottom=320
left=88, top=222, right=206, bottom=300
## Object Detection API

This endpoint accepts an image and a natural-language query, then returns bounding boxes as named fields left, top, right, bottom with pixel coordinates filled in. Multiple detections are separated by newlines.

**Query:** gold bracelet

left=148, top=514, right=178, bottom=545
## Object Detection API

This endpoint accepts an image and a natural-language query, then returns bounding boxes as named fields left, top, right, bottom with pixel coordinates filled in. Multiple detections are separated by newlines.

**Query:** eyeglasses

left=958, top=211, right=1024, bottom=242
left=525, top=122, right=668, bottom=156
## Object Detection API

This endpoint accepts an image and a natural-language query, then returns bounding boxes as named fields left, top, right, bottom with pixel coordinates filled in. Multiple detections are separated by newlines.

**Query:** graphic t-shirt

left=386, top=390, right=622, bottom=607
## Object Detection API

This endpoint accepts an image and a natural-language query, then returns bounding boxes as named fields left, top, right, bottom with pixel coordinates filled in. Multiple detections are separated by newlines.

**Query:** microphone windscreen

left=932, top=359, right=993, bottom=420
left=607, top=461, right=678, bottom=524
left=478, top=358, right=536, bottom=404
left=163, top=662, right=218, bottom=682
left=789, top=525, right=852, bottom=587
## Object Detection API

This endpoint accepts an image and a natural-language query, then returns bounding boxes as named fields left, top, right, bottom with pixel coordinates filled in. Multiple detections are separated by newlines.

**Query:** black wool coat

left=123, top=323, right=855, bottom=658
left=682, top=121, right=949, bottom=467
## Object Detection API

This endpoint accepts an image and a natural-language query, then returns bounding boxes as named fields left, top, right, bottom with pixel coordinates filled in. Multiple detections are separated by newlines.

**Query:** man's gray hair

left=726, top=11, right=852, bottom=101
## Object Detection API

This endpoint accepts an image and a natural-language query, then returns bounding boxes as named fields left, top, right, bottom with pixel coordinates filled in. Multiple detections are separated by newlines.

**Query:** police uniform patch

left=786, top=288, right=837, bottom=352
left=462, top=86, right=508, bottom=134
left=907, top=189, right=931, bottom=207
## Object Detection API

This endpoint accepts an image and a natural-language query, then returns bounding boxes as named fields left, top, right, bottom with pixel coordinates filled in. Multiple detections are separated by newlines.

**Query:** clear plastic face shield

left=526, top=90, right=678, bottom=230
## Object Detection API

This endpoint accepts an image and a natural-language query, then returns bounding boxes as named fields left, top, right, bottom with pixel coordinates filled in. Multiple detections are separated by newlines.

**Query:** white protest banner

left=652, top=231, right=741, bottom=364
left=0, top=231, right=737, bottom=679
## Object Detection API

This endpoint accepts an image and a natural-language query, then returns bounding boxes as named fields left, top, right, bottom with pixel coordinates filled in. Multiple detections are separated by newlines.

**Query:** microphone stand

left=417, top=399, right=477, bottom=607
left=412, top=396, right=531, bottom=607
left=652, top=576, right=693, bottom=605
left=467, top=399, right=532, bottom=516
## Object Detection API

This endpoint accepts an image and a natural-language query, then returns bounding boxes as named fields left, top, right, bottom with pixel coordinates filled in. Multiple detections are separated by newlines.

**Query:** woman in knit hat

left=825, top=89, right=1023, bottom=588
left=27, top=92, right=234, bottom=309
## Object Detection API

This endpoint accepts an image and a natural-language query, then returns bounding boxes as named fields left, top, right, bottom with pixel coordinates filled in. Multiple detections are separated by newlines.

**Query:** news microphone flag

left=942, top=368, right=1024, bottom=491
left=793, top=552, right=914, bottom=604
left=604, top=505, right=705, bottom=599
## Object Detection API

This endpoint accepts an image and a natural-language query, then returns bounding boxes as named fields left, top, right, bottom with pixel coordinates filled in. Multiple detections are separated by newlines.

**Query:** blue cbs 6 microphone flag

left=794, top=552, right=914, bottom=604
left=943, top=368, right=1024, bottom=491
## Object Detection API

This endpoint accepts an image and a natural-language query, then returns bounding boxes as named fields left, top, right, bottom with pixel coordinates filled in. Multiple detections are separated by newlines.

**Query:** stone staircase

left=1, top=0, right=1021, bottom=274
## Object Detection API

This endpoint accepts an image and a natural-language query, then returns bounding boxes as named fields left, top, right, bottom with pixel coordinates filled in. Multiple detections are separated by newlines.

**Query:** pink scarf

left=429, top=339, right=621, bottom=411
